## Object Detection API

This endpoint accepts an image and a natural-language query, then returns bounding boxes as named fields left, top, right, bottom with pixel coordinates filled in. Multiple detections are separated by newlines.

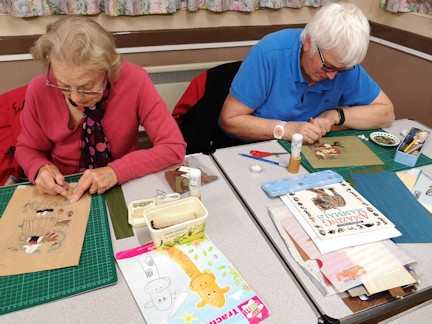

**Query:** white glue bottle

left=288, top=133, right=303, bottom=173
left=188, top=168, right=202, bottom=200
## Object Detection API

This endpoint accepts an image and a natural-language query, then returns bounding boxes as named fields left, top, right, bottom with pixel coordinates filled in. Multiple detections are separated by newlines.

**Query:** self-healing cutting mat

left=0, top=175, right=117, bottom=315
left=279, top=129, right=432, bottom=180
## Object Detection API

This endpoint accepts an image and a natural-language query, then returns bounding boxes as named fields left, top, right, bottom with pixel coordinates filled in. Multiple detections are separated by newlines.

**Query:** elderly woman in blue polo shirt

left=220, top=3, right=395, bottom=145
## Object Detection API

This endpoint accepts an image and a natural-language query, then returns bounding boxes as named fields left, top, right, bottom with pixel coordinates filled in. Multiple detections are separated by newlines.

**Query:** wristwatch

left=273, top=121, right=286, bottom=140
left=335, top=108, right=345, bottom=126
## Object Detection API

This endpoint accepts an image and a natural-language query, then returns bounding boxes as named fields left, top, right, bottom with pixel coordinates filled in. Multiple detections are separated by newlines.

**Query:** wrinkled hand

left=70, top=166, right=118, bottom=203
left=35, top=164, right=69, bottom=197
left=286, top=121, right=326, bottom=144
left=315, top=109, right=340, bottom=131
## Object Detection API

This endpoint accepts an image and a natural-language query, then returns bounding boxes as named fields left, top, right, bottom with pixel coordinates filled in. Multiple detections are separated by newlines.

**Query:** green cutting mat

left=0, top=175, right=117, bottom=315
left=279, top=129, right=432, bottom=180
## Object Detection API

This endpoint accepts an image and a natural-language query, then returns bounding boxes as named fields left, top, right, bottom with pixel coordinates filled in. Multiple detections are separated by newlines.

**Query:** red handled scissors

left=250, top=150, right=289, bottom=158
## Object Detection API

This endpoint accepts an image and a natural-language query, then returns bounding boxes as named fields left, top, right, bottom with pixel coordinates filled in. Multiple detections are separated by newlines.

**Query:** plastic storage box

left=143, top=197, right=208, bottom=250
left=394, top=127, right=430, bottom=167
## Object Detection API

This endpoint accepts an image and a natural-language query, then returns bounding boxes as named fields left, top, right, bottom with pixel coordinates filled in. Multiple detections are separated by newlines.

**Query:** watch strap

left=273, top=121, right=286, bottom=139
left=335, top=108, right=345, bottom=126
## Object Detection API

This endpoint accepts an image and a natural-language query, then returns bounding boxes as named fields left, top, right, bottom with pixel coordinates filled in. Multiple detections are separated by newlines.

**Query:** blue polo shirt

left=229, top=29, right=380, bottom=123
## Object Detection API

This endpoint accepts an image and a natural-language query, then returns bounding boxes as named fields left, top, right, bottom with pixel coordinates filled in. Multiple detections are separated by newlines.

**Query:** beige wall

left=0, top=1, right=431, bottom=38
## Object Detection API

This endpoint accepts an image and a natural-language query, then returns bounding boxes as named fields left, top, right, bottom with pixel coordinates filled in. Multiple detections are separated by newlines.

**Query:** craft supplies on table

left=262, top=170, right=343, bottom=197
left=394, top=127, right=430, bottom=167
left=143, top=197, right=208, bottom=250
left=239, top=153, right=288, bottom=168
left=278, top=128, right=432, bottom=180
left=288, top=133, right=303, bottom=173
left=0, top=174, right=117, bottom=315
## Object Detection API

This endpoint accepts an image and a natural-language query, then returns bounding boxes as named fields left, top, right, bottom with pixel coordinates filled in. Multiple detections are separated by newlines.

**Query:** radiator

left=145, top=61, right=233, bottom=113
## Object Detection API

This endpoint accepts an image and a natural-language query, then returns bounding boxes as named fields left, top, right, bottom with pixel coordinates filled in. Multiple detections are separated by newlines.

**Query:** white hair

left=300, top=3, right=370, bottom=67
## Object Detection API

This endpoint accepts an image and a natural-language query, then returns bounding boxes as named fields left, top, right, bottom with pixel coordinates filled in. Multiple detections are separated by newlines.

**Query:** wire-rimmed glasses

left=45, top=63, right=107, bottom=96
left=317, top=47, right=355, bottom=74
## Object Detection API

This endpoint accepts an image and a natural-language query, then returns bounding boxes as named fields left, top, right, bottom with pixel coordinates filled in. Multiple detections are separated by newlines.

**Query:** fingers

left=35, top=165, right=69, bottom=197
left=70, top=167, right=118, bottom=203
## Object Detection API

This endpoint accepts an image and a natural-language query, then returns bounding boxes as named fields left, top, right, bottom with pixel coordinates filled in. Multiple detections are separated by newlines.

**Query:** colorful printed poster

left=116, top=235, right=269, bottom=324
left=285, top=181, right=396, bottom=240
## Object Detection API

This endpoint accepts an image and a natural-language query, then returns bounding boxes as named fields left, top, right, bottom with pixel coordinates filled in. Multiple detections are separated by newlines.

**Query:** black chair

left=177, top=61, right=246, bottom=155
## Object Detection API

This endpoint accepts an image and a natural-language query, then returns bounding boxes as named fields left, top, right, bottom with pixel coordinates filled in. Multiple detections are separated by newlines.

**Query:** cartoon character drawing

left=136, top=254, right=174, bottom=311
left=307, top=187, right=346, bottom=213
left=161, top=246, right=230, bottom=309
left=13, top=198, right=71, bottom=254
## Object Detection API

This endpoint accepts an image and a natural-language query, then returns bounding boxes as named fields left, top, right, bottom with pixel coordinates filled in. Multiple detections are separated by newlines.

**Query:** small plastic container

left=128, top=198, right=156, bottom=227
left=394, top=127, right=430, bottom=167
left=188, top=168, right=202, bottom=200
left=143, top=197, right=208, bottom=250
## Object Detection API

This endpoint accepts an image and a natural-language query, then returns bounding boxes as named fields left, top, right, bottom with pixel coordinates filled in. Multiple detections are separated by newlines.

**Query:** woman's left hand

left=70, top=166, right=118, bottom=203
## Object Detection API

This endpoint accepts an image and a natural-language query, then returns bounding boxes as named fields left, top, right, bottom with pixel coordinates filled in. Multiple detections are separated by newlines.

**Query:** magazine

left=116, top=235, right=269, bottom=324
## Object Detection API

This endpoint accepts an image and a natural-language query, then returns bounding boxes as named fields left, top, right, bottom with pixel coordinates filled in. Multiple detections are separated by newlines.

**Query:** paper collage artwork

left=301, top=136, right=384, bottom=168
left=116, top=235, right=269, bottom=324
left=0, top=185, right=91, bottom=276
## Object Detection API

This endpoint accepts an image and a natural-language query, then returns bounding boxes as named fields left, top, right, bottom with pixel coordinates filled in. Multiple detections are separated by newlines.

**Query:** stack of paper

left=267, top=177, right=419, bottom=308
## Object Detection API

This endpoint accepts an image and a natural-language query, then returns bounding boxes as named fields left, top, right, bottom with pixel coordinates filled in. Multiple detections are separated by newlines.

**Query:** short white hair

left=300, top=3, right=370, bottom=67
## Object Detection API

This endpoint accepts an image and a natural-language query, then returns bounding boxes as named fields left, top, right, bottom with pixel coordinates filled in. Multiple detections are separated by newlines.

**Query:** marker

left=45, top=164, right=57, bottom=182
left=309, top=117, right=321, bottom=143
left=403, top=137, right=417, bottom=153
left=239, top=153, right=288, bottom=168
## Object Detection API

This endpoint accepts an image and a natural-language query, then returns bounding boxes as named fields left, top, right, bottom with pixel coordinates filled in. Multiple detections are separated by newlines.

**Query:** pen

left=45, top=164, right=57, bottom=182
left=309, top=117, right=321, bottom=143
left=239, top=153, right=288, bottom=168
left=403, top=137, right=417, bottom=153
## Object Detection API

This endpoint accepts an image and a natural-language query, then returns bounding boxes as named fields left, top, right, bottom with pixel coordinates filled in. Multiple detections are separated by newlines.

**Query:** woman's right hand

left=35, top=164, right=69, bottom=197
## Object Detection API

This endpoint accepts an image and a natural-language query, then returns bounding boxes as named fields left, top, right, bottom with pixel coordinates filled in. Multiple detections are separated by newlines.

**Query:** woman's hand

left=35, top=164, right=69, bottom=197
left=70, top=166, right=118, bottom=203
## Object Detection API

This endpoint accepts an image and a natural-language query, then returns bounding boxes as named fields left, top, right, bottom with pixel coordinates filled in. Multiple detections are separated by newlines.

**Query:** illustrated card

left=301, top=136, right=384, bottom=168
left=0, top=185, right=91, bottom=276
left=116, top=235, right=269, bottom=324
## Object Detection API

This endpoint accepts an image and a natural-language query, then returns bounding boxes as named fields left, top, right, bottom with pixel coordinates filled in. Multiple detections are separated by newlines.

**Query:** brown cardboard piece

left=0, top=185, right=91, bottom=276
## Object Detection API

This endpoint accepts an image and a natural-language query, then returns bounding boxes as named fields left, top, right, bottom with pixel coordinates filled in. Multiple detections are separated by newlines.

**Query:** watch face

left=274, top=126, right=284, bottom=139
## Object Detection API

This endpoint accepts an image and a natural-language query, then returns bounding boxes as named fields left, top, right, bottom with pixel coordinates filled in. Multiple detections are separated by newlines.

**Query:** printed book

left=284, top=180, right=396, bottom=240
left=116, top=235, right=269, bottom=324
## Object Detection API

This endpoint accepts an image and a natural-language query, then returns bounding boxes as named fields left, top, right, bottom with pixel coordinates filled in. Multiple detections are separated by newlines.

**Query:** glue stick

left=188, top=168, right=202, bottom=200
left=288, top=133, right=303, bottom=173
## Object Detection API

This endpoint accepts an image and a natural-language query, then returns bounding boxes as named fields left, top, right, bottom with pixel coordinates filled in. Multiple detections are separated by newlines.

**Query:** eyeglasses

left=317, top=47, right=355, bottom=74
left=45, top=63, right=107, bottom=95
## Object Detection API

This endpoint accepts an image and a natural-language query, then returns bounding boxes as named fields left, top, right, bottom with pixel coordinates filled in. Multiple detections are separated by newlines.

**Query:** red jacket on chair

left=0, top=85, right=27, bottom=185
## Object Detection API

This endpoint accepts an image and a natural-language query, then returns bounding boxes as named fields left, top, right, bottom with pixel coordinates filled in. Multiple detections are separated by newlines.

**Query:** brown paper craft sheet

left=165, top=165, right=218, bottom=194
left=0, top=185, right=91, bottom=276
left=342, top=286, right=416, bottom=312
left=302, top=136, right=384, bottom=169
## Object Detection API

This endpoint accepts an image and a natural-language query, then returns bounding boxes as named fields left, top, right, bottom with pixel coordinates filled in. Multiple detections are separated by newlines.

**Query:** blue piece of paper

left=350, top=172, right=432, bottom=243
left=262, top=170, right=343, bottom=196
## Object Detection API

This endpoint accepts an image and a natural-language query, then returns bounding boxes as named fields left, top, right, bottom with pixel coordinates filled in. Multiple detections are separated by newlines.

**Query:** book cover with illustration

left=116, top=235, right=269, bottom=324
left=285, top=181, right=395, bottom=240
